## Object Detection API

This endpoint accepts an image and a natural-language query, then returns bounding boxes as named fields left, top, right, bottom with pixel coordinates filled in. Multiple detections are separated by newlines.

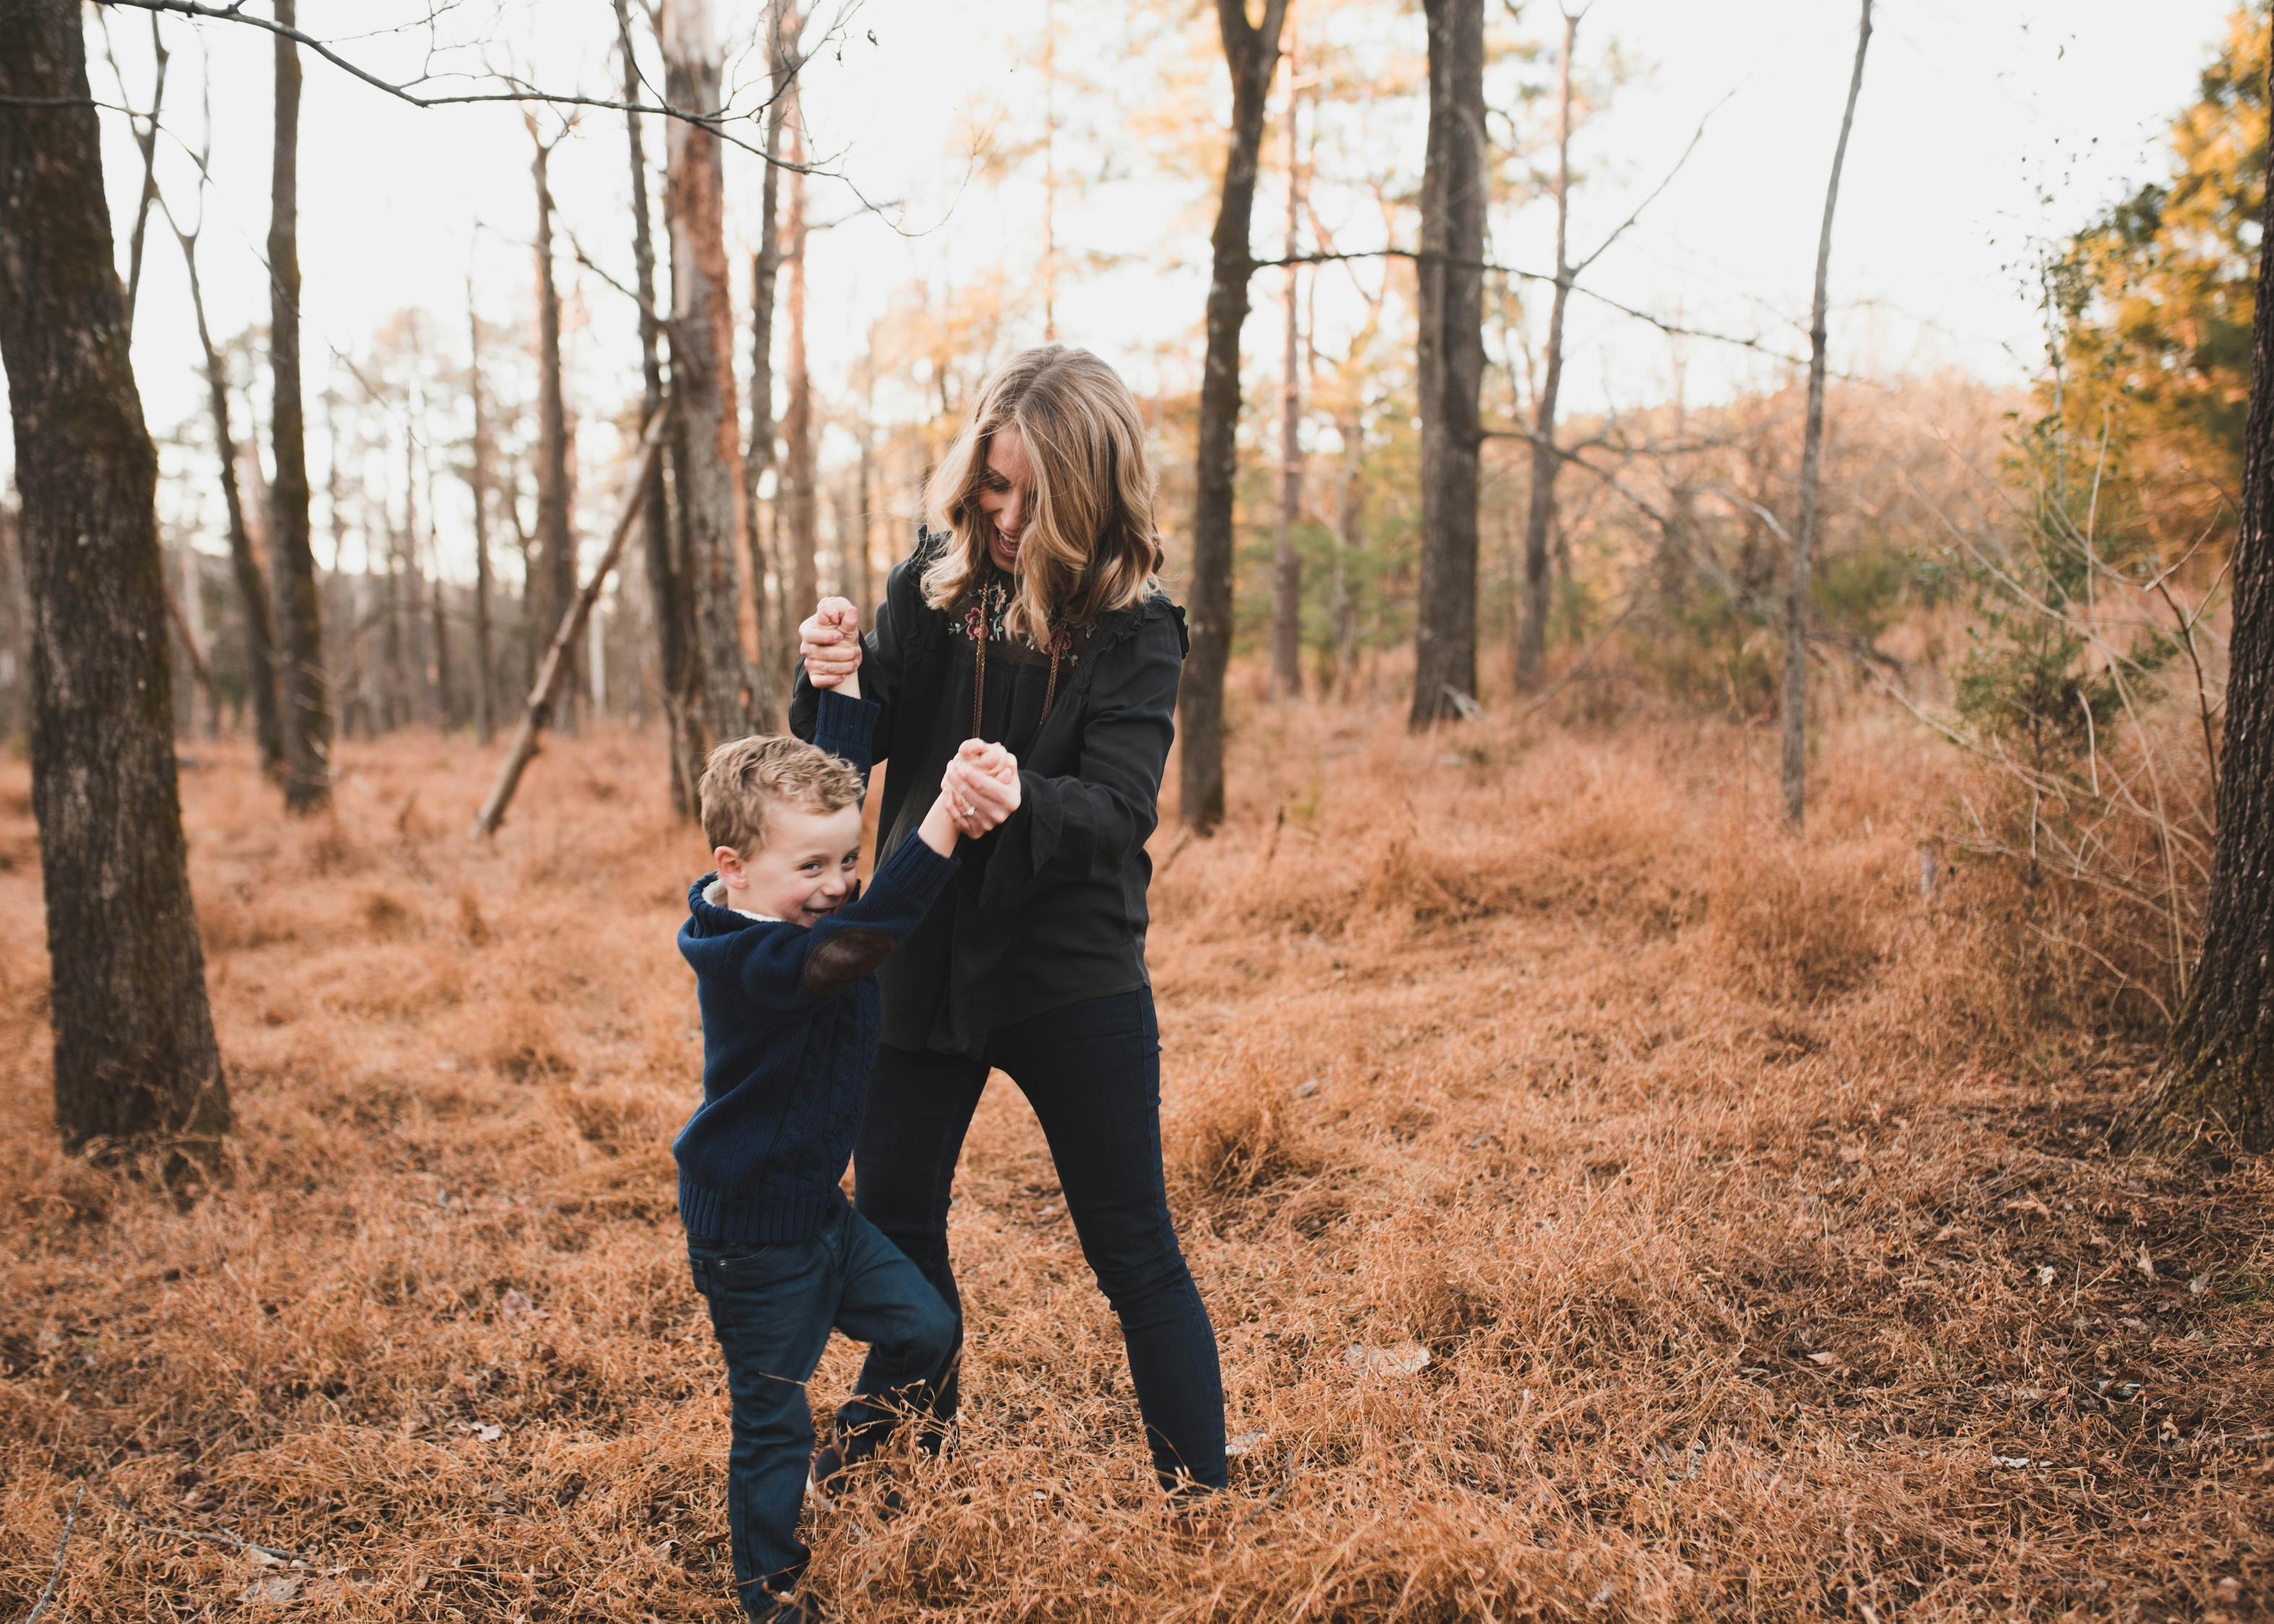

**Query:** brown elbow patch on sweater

left=803, top=927, right=895, bottom=998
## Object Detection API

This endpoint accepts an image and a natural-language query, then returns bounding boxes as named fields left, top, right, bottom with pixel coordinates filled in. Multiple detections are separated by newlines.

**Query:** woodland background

left=2, top=1, right=2273, bottom=1619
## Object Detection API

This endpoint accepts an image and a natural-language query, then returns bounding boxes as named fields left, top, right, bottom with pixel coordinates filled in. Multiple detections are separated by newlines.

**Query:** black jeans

left=852, top=987, right=1227, bottom=1489
left=687, top=1202, right=958, bottom=1619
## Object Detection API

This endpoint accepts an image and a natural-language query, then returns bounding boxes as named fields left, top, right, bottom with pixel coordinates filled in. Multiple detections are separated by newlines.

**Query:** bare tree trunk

left=2115, top=57, right=2274, bottom=1156
left=424, top=441, right=454, bottom=729
left=467, top=279, right=497, bottom=744
left=746, top=0, right=790, bottom=708
left=782, top=77, right=819, bottom=627
left=617, top=0, right=704, bottom=807
left=1332, top=411, right=1362, bottom=694
left=1514, top=9, right=1576, bottom=694
left=474, top=413, right=663, bottom=838
left=175, top=213, right=285, bottom=774
left=1270, top=28, right=1304, bottom=702
left=1782, top=0, right=1871, bottom=829
left=506, top=457, right=537, bottom=688
left=663, top=0, right=757, bottom=742
left=0, top=1, right=230, bottom=1155
left=855, top=361, right=877, bottom=611
left=0, top=505, right=25, bottom=742
left=269, top=0, right=331, bottom=811
left=401, top=427, right=435, bottom=722
left=118, top=15, right=167, bottom=330
left=168, top=540, right=220, bottom=737
left=1411, top=0, right=1486, bottom=726
left=529, top=126, right=580, bottom=735
left=324, top=396, right=371, bottom=741
left=1182, top=0, right=1294, bottom=833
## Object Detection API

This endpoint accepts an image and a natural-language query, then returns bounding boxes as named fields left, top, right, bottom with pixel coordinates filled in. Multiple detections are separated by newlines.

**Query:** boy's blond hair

left=699, top=735, right=864, bottom=857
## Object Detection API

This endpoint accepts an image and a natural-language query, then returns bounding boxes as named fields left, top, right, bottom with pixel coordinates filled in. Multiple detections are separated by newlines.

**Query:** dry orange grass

left=2, top=700, right=2270, bottom=1622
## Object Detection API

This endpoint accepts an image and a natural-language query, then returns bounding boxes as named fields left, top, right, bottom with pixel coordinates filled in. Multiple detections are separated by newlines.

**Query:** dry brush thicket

left=2, top=702, right=2270, bottom=1621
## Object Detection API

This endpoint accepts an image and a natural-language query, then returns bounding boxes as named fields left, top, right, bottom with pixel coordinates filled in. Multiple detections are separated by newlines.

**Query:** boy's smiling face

left=714, top=800, right=864, bottom=926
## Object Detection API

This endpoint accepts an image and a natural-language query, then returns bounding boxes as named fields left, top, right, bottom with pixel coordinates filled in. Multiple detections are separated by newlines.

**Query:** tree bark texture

left=1783, top=0, right=1871, bottom=829
left=268, top=0, right=331, bottom=811
left=1271, top=30, right=1304, bottom=702
left=1181, top=0, right=1292, bottom=832
left=176, top=217, right=284, bottom=775
left=1411, top=0, right=1486, bottom=726
left=422, top=451, right=453, bottom=728
left=746, top=0, right=790, bottom=705
left=530, top=131, right=578, bottom=730
left=2117, top=58, right=2274, bottom=1156
left=473, top=412, right=664, bottom=839
left=663, top=0, right=757, bottom=744
left=782, top=69, right=819, bottom=634
left=617, top=0, right=702, bottom=808
left=0, top=505, right=26, bottom=741
left=1515, top=8, right=1575, bottom=694
left=467, top=282, right=497, bottom=743
left=0, top=0, right=230, bottom=1153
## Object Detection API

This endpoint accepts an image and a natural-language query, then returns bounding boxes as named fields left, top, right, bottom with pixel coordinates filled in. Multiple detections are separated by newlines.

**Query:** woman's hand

left=944, top=739, right=1021, bottom=837
left=798, top=597, right=861, bottom=689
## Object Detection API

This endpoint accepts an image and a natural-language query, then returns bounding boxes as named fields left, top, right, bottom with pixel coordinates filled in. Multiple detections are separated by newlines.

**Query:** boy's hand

left=799, top=597, right=861, bottom=690
left=944, top=740, right=1021, bottom=837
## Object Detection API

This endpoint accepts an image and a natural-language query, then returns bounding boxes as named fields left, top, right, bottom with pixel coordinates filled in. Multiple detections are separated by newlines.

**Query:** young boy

left=676, top=684, right=988, bottom=1624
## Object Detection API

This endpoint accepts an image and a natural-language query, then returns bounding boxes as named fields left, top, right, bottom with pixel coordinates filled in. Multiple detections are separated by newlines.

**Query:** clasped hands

left=800, top=596, right=1019, bottom=842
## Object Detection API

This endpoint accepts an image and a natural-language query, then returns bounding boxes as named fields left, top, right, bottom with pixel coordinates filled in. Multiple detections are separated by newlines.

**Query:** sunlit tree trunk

left=663, top=0, right=757, bottom=742
left=854, top=359, right=878, bottom=611
left=616, top=0, right=702, bottom=806
left=401, top=427, right=434, bottom=722
left=1783, top=0, right=1871, bottom=829
left=269, top=0, right=331, bottom=810
left=1182, top=0, right=1292, bottom=832
left=746, top=0, right=791, bottom=706
left=467, top=281, right=497, bottom=744
left=423, top=442, right=454, bottom=729
left=530, top=125, right=579, bottom=733
left=782, top=64, right=819, bottom=630
left=1411, top=0, right=1485, bottom=725
left=173, top=535, right=220, bottom=737
left=0, top=0, right=230, bottom=1154
left=0, top=507, right=25, bottom=742
left=1515, top=7, right=1574, bottom=694
left=1271, top=28, right=1304, bottom=702
left=176, top=214, right=284, bottom=773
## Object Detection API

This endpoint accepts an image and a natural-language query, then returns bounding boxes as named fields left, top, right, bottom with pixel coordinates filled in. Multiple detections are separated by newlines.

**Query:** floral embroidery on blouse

left=951, top=576, right=1081, bottom=664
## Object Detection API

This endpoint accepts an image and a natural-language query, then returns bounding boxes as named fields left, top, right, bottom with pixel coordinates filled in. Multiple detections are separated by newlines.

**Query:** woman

left=790, top=344, right=1226, bottom=1494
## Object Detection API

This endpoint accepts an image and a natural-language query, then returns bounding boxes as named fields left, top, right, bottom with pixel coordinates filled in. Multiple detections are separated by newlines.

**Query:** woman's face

left=976, top=423, right=1034, bottom=575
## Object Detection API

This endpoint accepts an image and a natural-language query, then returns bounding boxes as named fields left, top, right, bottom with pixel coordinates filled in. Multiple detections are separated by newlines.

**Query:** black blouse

left=788, top=533, right=1188, bottom=1059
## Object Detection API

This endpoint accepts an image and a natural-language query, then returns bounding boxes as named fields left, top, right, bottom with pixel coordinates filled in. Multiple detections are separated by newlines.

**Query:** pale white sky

left=6, top=0, right=2241, bottom=580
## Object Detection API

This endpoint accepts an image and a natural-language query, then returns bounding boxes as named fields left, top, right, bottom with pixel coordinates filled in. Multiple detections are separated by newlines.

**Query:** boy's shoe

left=752, top=1589, right=824, bottom=1624
left=809, top=1430, right=903, bottom=1513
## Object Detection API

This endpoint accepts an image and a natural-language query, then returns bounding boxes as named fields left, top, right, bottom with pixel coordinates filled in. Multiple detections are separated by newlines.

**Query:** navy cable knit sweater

left=672, top=692, right=958, bottom=1243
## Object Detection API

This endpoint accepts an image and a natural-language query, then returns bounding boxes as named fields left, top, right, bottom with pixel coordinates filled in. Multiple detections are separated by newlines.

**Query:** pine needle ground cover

left=2, top=707, right=2268, bottom=1621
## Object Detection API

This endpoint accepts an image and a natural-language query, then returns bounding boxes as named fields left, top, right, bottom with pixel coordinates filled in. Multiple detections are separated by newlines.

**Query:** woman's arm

left=788, top=533, right=930, bottom=759
left=977, top=605, right=1182, bottom=886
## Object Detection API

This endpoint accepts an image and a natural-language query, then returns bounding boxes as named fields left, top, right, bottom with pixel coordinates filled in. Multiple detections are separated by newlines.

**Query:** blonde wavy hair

left=921, top=344, right=1164, bottom=642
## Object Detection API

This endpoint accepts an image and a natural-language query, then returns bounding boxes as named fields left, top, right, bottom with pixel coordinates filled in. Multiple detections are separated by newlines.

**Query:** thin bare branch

left=1252, top=246, right=1816, bottom=367
left=1569, top=84, right=1735, bottom=277
left=92, top=0, right=837, bottom=172
left=16, top=1483, right=84, bottom=1624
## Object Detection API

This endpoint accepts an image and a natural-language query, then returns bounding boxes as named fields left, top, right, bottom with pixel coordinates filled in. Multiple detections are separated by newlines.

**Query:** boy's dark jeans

left=851, top=988, right=1228, bottom=1490
left=687, top=1202, right=957, bottom=1619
